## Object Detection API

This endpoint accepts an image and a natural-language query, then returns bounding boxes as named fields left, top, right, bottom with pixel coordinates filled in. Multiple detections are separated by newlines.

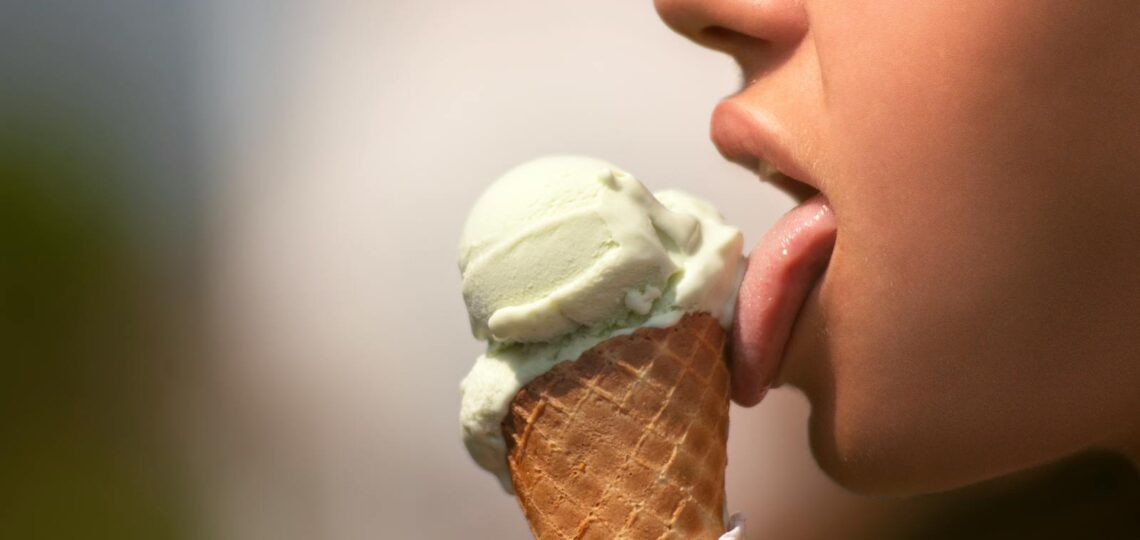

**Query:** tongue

left=731, top=193, right=837, bottom=406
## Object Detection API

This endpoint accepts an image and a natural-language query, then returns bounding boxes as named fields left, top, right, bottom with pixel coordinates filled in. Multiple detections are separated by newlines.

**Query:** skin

left=655, top=0, right=1140, bottom=494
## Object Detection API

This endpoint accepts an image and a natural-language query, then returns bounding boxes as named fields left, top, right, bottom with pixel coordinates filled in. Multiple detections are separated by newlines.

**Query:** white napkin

left=719, top=513, right=745, bottom=539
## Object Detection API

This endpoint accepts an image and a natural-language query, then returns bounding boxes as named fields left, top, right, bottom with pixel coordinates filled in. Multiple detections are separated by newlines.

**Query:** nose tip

left=652, top=0, right=702, bottom=40
left=655, top=0, right=808, bottom=53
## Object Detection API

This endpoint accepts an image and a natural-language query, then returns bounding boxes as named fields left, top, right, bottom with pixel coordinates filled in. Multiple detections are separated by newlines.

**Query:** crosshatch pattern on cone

left=503, top=313, right=730, bottom=540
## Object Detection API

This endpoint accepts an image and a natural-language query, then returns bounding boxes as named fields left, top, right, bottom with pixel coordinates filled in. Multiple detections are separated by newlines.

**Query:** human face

left=656, top=0, right=1140, bottom=494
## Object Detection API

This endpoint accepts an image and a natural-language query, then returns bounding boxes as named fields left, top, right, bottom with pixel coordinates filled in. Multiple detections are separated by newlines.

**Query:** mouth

left=710, top=100, right=822, bottom=202
left=712, top=100, right=838, bottom=406
left=759, top=166, right=821, bottom=205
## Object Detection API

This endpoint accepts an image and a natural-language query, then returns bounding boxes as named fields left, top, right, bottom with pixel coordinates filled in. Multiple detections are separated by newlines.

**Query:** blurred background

left=3, top=1, right=1137, bottom=539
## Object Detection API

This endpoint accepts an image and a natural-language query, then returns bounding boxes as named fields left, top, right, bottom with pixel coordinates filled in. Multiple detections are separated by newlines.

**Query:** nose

left=654, top=0, right=808, bottom=72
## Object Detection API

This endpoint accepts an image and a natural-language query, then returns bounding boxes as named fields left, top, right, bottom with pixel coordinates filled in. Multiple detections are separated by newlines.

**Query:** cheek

left=792, top=1, right=1140, bottom=493
left=817, top=0, right=1140, bottom=195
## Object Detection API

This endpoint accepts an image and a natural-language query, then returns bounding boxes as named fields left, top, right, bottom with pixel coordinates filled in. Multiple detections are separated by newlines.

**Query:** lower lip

left=731, top=193, right=837, bottom=406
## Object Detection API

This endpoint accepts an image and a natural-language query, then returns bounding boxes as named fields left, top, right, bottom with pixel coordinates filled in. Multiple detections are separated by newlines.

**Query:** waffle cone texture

left=502, top=313, right=730, bottom=540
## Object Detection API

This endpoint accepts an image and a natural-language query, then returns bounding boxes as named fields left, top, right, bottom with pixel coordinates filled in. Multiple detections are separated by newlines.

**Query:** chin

left=800, top=395, right=1000, bottom=497
left=805, top=417, right=915, bottom=496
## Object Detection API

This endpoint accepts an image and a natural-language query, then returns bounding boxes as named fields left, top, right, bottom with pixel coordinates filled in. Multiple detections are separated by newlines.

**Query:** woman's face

left=656, top=0, right=1140, bottom=493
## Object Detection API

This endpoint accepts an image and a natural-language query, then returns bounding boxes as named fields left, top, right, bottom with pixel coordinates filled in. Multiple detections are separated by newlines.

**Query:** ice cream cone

left=502, top=313, right=730, bottom=540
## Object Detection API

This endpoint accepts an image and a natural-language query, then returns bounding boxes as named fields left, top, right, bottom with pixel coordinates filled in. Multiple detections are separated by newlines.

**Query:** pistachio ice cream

left=458, top=156, right=744, bottom=491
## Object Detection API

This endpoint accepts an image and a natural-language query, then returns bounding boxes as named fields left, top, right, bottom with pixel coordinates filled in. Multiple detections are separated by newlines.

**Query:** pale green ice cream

left=458, top=156, right=744, bottom=492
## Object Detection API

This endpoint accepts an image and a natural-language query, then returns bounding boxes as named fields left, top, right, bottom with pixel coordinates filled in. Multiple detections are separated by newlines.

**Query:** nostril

left=700, top=25, right=737, bottom=44
left=699, top=25, right=765, bottom=53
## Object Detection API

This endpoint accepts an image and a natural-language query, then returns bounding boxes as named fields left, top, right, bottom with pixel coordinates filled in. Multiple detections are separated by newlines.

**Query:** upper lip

left=710, top=99, right=820, bottom=201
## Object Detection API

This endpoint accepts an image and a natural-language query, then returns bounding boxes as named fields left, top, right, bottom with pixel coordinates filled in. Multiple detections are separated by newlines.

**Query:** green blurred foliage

left=0, top=122, right=189, bottom=539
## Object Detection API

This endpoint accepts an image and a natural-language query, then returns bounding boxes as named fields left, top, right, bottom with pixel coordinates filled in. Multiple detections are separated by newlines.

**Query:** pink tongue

left=731, top=193, right=837, bottom=406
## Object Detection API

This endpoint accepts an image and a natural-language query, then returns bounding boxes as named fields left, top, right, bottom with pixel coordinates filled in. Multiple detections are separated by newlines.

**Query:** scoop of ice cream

left=458, top=156, right=743, bottom=490
left=461, top=156, right=706, bottom=343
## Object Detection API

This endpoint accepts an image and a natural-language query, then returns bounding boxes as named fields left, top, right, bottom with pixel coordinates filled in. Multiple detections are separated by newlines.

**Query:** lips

left=712, top=100, right=837, bottom=406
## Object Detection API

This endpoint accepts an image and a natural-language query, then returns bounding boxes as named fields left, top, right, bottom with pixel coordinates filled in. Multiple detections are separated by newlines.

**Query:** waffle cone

left=502, top=313, right=730, bottom=539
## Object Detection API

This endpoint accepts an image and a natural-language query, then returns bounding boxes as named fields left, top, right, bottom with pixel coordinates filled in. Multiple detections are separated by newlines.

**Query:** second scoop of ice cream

left=458, top=156, right=743, bottom=490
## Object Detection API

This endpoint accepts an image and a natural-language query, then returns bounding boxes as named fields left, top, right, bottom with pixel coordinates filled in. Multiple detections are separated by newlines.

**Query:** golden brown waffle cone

left=502, top=313, right=730, bottom=540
